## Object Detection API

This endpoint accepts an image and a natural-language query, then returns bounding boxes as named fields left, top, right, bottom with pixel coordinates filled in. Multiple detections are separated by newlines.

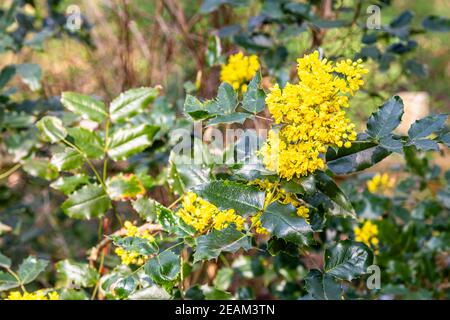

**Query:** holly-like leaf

left=184, top=95, right=211, bottom=120
left=194, top=226, right=252, bottom=262
left=16, top=63, right=41, bottom=91
left=324, top=240, right=373, bottom=281
left=51, top=149, right=84, bottom=171
left=305, top=269, right=342, bottom=300
left=22, top=158, right=58, bottom=181
left=208, top=82, right=237, bottom=115
left=326, top=141, right=391, bottom=175
left=36, top=116, right=67, bottom=143
left=67, top=127, right=104, bottom=159
left=50, top=174, right=89, bottom=195
left=106, top=174, right=145, bottom=201
left=206, top=112, right=252, bottom=126
left=144, top=251, right=180, bottom=286
left=0, top=252, right=11, bottom=269
left=422, top=15, right=450, bottom=32
left=61, top=184, right=112, bottom=219
left=0, top=272, right=19, bottom=291
left=131, top=197, right=162, bottom=222
left=366, top=96, right=404, bottom=139
left=242, top=73, right=265, bottom=114
left=61, top=92, right=107, bottom=123
left=113, top=236, right=158, bottom=256
left=55, top=260, right=99, bottom=288
left=193, top=180, right=265, bottom=216
left=261, top=202, right=312, bottom=246
left=128, top=286, right=171, bottom=300
left=107, top=124, right=159, bottom=161
left=18, top=256, right=49, bottom=284
left=408, top=114, right=448, bottom=140
left=110, top=87, right=159, bottom=122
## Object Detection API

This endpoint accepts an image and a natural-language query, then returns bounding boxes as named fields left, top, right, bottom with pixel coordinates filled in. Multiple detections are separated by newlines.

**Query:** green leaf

left=194, top=226, right=252, bottom=262
left=324, top=240, right=373, bottom=281
left=113, top=236, right=158, bottom=256
left=326, top=141, right=391, bottom=175
left=184, top=95, right=211, bottom=120
left=50, top=175, right=89, bottom=195
left=128, top=286, right=171, bottom=300
left=144, top=251, right=180, bottom=286
left=193, top=180, right=265, bottom=216
left=203, top=286, right=233, bottom=300
left=0, top=252, right=11, bottom=269
left=379, top=135, right=404, bottom=153
left=206, top=112, right=252, bottom=126
left=261, top=202, right=312, bottom=246
left=242, top=73, right=265, bottom=114
left=106, top=174, right=145, bottom=201
left=107, top=124, right=159, bottom=161
left=0, top=65, right=16, bottom=89
left=208, top=82, right=237, bottom=115
left=131, top=197, right=161, bottom=222
left=55, top=260, right=99, bottom=288
left=61, top=92, right=107, bottom=123
left=305, top=269, right=342, bottom=300
left=36, top=116, right=67, bottom=143
left=439, top=132, right=450, bottom=147
left=16, top=63, right=41, bottom=91
left=366, top=96, right=404, bottom=139
left=409, top=139, right=439, bottom=151
left=0, top=272, right=19, bottom=291
left=22, top=158, right=58, bottom=180
left=213, top=268, right=234, bottom=291
left=67, top=127, right=104, bottom=159
left=110, top=87, right=159, bottom=122
left=408, top=114, right=448, bottom=140
left=18, top=256, right=48, bottom=284
left=422, top=16, right=450, bottom=32
left=61, top=184, right=112, bottom=219
left=51, top=149, right=84, bottom=171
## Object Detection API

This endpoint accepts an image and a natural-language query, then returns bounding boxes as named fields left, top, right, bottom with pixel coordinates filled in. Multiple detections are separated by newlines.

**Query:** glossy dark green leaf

left=184, top=95, right=211, bottom=120
left=0, top=252, right=11, bottom=269
left=18, top=256, right=48, bottom=284
left=324, top=240, right=373, bottom=281
left=213, top=268, right=233, bottom=291
left=366, top=96, right=404, bottom=139
left=379, top=135, right=404, bottom=153
left=242, top=73, right=265, bottom=114
left=408, top=114, right=448, bottom=140
left=206, top=112, right=252, bottom=126
left=107, top=124, right=159, bottom=161
left=144, top=251, right=180, bottom=286
left=194, top=226, right=252, bottom=262
left=422, top=15, right=450, bottom=32
left=261, top=202, right=312, bottom=246
left=131, top=197, right=161, bottom=222
left=22, top=158, right=58, bottom=180
left=305, top=269, right=342, bottom=300
left=67, top=127, right=104, bottom=159
left=51, top=149, right=84, bottom=171
left=110, top=87, right=159, bottom=122
left=0, top=65, right=16, bottom=89
left=61, top=92, right=107, bottom=123
left=113, top=236, right=158, bottom=256
left=193, top=180, right=265, bottom=216
left=0, top=272, right=19, bottom=291
left=326, top=141, right=391, bottom=175
left=50, top=174, right=89, bottom=195
left=409, top=139, right=439, bottom=151
left=36, top=116, right=67, bottom=143
left=208, top=82, right=237, bottom=115
left=55, top=260, right=99, bottom=288
left=61, top=184, right=111, bottom=219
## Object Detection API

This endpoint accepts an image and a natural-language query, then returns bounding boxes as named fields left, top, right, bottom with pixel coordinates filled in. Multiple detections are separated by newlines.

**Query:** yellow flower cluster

left=249, top=179, right=310, bottom=234
left=176, top=192, right=245, bottom=233
left=115, top=221, right=155, bottom=266
left=367, top=173, right=395, bottom=194
left=260, top=51, right=368, bottom=180
left=354, top=220, right=379, bottom=250
left=7, top=290, right=59, bottom=300
left=220, top=52, right=260, bottom=92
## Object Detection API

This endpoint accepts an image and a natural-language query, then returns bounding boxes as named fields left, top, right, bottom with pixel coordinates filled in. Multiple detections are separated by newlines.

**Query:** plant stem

left=0, top=163, right=22, bottom=180
left=6, top=268, right=26, bottom=292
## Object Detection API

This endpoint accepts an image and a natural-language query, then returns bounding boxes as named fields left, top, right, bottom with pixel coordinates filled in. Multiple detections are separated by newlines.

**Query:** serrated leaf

left=194, top=226, right=252, bottom=262
left=326, top=141, right=391, bottom=175
left=50, top=175, right=89, bottom=195
left=379, top=135, right=404, bottom=153
left=242, top=73, right=265, bottom=114
left=439, top=132, right=450, bottom=147
left=61, top=92, right=107, bottom=123
left=18, top=256, right=48, bottom=284
left=36, top=116, right=67, bottom=143
left=56, top=260, right=99, bottom=288
left=144, top=251, right=180, bottom=286
left=110, top=87, right=159, bottom=122
left=106, top=174, right=145, bottom=201
left=129, top=285, right=170, bottom=300
left=206, top=112, right=252, bottom=126
left=0, top=272, right=19, bottom=291
left=408, top=114, right=448, bottom=140
left=0, top=252, right=11, bottom=269
left=193, top=180, right=265, bottom=216
left=61, top=184, right=111, bottom=219
left=184, top=95, right=210, bottom=120
left=114, top=236, right=158, bottom=256
left=261, top=202, right=312, bottom=246
left=409, top=139, right=439, bottom=151
left=366, top=96, right=404, bottom=139
left=213, top=268, right=233, bottom=291
left=324, top=240, right=373, bottom=281
left=22, top=158, right=58, bottom=180
left=305, top=269, right=342, bottom=300
left=422, top=15, right=450, bottom=32
left=207, top=82, right=237, bottom=115
left=67, top=127, right=104, bottom=159
left=131, top=197, right=160, bottom=222
left=107, top=124, right=159, bottom=161
left=51, top=149, right=84, bottom=171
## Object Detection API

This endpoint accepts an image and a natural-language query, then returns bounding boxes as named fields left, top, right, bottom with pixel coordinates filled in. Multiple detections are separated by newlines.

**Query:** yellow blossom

left=260, top=51, right=368, bottom=180
left=250, top=212, right=269, bottom=235
left=367, top=173, right=395, bottom=194
left=354, top=220, right=379, bottom=253
left=176, top=192, right=245, bottom=233
left=7, top=290, right=59, bottom=300
left=220, top=52, right=260, bottom=92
